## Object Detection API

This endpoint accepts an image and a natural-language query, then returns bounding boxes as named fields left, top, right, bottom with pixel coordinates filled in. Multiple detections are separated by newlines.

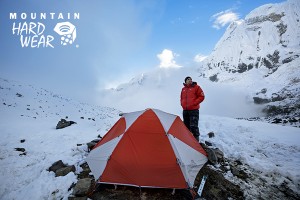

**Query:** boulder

left=87, top=142, right=97, bottom=152
left=208, top=132, right=215, bottom=138
left=56, top=119, right=77, bottom=129
left=15, top=148, right=26, bottom=152
left=72, top=178, right=93, bottom=197
left=68, top=196, right=87, bottom=200
left=49, top=160, right=67, bottom=173
left=55, top=165, right=76, bottom=177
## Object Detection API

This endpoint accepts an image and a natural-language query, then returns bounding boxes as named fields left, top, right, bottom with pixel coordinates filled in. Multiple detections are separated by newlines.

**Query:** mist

left=97, top=67, right=264, bottom=118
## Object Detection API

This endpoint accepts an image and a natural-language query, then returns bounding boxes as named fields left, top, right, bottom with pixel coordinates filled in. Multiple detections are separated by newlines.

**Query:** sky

left=0, top=0, right=285, bottom=104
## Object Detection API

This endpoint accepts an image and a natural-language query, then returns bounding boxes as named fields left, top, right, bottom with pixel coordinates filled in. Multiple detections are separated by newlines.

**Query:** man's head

left=185, top=76, right=192, bottom=84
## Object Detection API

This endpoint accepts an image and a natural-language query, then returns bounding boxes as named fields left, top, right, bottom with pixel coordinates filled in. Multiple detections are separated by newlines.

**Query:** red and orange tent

left=86, top=108, right=207, bottom=190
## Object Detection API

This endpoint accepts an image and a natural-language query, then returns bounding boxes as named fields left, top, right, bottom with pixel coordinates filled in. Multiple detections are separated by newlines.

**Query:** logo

left=54, top=22, right=77, bottom=46
left=9, top=12, right=79, bottom=48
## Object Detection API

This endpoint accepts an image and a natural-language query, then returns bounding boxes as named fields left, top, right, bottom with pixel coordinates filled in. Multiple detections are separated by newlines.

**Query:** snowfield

left=0, top=78, right=299, bottom=199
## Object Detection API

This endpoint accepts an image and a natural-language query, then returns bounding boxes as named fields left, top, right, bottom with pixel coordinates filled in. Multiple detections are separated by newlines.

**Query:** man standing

left=180, top=76, right=205, bottom=141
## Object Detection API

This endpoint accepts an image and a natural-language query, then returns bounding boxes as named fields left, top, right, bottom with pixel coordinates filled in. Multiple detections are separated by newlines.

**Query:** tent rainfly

left=86, top=108, right=208, bottom=190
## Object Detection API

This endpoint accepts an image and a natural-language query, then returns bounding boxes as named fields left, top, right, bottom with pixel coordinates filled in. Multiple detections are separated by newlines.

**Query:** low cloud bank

left=97, top=68, right=263, bottom=119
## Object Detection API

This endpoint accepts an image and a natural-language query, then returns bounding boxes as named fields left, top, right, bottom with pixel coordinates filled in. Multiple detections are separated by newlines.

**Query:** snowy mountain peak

left=197, top=0, right=300, bottom=120
left=202, top=0, right=300, bottom=80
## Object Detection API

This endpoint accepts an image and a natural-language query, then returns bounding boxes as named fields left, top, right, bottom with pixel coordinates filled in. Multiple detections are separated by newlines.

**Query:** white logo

left=54, top=21, right=76, bottom=46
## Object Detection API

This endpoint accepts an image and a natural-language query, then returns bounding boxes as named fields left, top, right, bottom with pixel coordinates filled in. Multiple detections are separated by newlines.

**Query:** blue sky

left=0, top=0, right=285, bottom=103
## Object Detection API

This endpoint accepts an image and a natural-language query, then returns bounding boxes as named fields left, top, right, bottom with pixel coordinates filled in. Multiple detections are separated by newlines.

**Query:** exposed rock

left=16, top=93, right=23, bottom=97
left=77, top=162, right=92, bottom=179
left=91, top=139, right=101, bottom=143
left=87, top=138, right=101, bottom=152
left=68, top=196, right=88, bottom=200
left=214, top=148, right=225, bottom=163
left=68, top=196, right=87, bottom=200
left=15, top=148, right=25, bottom=152
left=253, top=97, right=270, bottom=104
left=87, top=142, right=97, bottom=152
left=55, top=165, right=76, bottom=177
left=200, top=143, right=224, bottom=165
left=72, top=178, right=93, bottom=197
left=204, top=141, right=213, bottom=146
left=282, top=55, right=299, bottom=64
left=209, top=74, right=218, bottom=82
left=49, top=160, right=67, bottom=173
left=246, top=12, right=285, bottom=25
left=195, top=164, right=244, bottom=200
left=207, top=132, right=215, bottom=138
left=56, top=119, right=77, bottom=129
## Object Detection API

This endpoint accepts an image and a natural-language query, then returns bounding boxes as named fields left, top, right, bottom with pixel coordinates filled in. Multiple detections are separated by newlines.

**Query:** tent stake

left=139, top=186, right=142, bottom=198
left=172, top=188, right=175, bottom=195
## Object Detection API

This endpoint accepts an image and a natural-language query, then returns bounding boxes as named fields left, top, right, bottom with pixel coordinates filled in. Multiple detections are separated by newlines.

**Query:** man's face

left=186, top=78, right=192, bottom=84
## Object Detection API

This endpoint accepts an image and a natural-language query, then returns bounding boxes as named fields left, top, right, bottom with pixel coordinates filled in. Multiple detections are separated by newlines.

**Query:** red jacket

left=180, top=82, right=205, bottom=110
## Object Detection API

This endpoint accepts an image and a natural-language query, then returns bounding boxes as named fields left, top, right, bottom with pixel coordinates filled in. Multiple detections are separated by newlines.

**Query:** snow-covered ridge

left=0, top=77, right=120, bottom=121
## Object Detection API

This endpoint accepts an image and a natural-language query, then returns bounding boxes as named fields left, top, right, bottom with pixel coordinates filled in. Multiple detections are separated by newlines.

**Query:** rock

left=214, top=148, right=224, bottom=162
left=206, top=148, right=218, bottom=165
left=55, top=165, right=76, bottom=177
left=56, top=119, right=77, bottom=129
left=194, top=164, right=244, bottom=200
left=78, top=162, right=91, bottom=179
left=68, top=196, right=87, bottom=200
left=20, top=139, right=25, bottom=143
left=72, top=178, right=93, bottom=197
left=230, top=160, right=249, bottom=180
left=87, top=142, right=97, bottom=152
left=49, top=160, right=67, bottom=173
left=208, top=132, right=215, bottom=138
left=253, top=97, right=270, bottom=104
left=15, top=148, right=25, bottom=152
left=91, top=139, right=100, bottom=143
left=204, top=141, right=213, bottom=146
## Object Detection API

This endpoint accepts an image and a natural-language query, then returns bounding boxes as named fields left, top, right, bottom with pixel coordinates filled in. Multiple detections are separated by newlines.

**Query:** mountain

left=101, top=0, right=300, bottom=126
left=198, top=0, right=300, bottom=120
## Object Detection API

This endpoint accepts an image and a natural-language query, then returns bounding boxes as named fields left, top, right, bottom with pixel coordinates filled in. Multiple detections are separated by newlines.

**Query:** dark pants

left=183, top=109, right=200, bottom=141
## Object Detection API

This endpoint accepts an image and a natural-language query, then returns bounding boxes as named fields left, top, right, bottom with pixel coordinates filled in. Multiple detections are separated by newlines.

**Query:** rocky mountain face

left=199, top=0, right=300, bottom=124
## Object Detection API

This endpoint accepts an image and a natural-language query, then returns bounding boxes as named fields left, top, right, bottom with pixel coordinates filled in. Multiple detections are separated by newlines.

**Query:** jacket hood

left=183, top=81, right=197, bottom=87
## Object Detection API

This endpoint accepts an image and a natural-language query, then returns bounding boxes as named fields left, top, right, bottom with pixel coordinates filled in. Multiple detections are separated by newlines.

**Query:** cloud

left=194, top=54, right=207, bottom=62
left=157, top=49, right=182, bottom=68
left=211, top=10, right=239, bottom=29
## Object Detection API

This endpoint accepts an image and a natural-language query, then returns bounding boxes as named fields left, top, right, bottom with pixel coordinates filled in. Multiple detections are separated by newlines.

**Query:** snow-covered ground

left=0, top=77, right=299, bottom=199
left=0, top=78, right=121, bottom=199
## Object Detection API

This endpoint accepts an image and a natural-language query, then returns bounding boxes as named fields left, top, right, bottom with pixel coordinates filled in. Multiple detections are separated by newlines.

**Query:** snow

left=200, top=115, right=300, bottom=181
left=0, top=75, right=299, bottom=199
left=201, top=0, right=300, bottom=87
left=0, top=78, right=121, bottom=200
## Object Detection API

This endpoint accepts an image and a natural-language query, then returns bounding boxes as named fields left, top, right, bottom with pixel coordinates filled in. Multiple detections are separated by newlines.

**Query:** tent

left=86, top=108, right=207, bottom=191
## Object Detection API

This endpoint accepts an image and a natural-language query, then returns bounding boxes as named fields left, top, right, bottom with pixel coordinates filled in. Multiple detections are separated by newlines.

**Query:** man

left=180, top=76, right=205, bottom=141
